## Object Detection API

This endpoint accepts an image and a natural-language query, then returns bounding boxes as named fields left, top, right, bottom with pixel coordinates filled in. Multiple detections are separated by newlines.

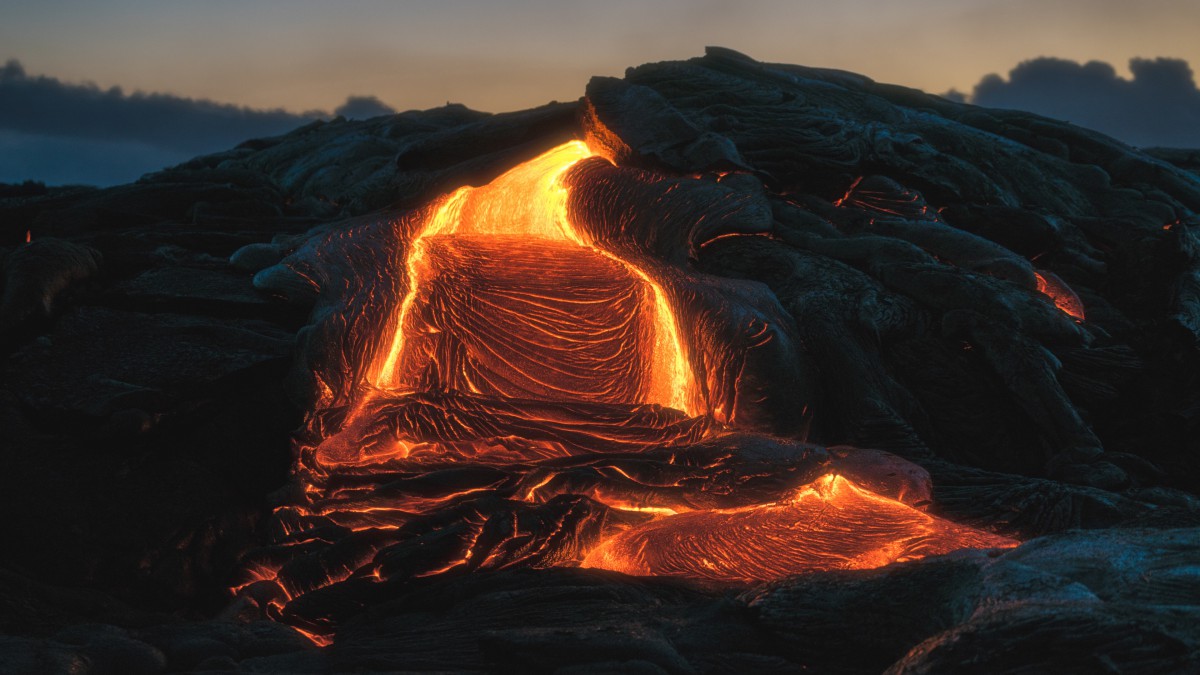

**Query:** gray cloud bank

left=957, top=57, right=1200, bottom=149
left=0, top=60, right=395, bottom=186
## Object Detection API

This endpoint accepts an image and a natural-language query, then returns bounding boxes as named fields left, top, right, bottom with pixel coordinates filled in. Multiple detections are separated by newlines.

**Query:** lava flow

left=582, top=473, right=1013, bottom=581
left=369, top=140, right=697, bottom=415
left=235, top=140, right=1017, bottom=639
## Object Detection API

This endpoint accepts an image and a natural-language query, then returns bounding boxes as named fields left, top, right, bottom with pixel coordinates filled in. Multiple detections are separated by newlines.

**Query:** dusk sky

left=3, top=0, right=1199, bottom=185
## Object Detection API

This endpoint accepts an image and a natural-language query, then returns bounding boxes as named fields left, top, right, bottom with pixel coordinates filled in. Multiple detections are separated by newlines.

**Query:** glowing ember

left=582, top=474, right=1016, bottom=581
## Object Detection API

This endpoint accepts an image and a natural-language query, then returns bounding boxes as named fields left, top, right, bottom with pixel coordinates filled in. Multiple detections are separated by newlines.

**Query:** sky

left=2, top=0, right=1198, bottom=185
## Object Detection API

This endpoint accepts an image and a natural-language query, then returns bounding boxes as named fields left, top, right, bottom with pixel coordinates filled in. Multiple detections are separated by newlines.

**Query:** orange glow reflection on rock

left=370, top=140, right=697, bottom=415
left=581, top=474, right=1017, bottom=582
left=1034, top=270, right=1085, bottom=321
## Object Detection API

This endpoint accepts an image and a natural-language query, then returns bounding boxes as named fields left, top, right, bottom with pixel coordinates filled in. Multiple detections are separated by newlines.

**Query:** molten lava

left=581, top=474, right=1014, bottom=581
left=370, top=141, right=697, bottom=415
left=394, top=236, right=666, bottom=405
left=237, top=141, right=1020, bottom=642
left=1034, top=270, right=1086, bottom=321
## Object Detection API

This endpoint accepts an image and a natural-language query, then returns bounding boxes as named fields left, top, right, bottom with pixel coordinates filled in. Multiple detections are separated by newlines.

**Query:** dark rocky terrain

left=3, top=47, right=1200, bottom=674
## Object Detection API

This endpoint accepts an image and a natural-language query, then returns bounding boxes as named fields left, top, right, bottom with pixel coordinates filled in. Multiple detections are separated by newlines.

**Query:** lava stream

left=369, top=140, right=698, bottom=416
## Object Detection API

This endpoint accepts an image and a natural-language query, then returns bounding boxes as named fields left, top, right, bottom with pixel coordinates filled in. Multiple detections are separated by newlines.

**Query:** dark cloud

left=940, top=89, right=967, bottom=104
left=0, top=59, right=317, bottom=154
left=0, top=130, right=187, bottom=186
left=967, top=56, right=1200, bottom=148
left=335, top=96, right=396, bottom=120
left=0, top=60, right=396, bottom=186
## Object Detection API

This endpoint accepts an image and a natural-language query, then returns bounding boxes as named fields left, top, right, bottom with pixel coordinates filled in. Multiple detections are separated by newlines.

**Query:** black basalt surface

left=2, top=47, right=1200, bottom=673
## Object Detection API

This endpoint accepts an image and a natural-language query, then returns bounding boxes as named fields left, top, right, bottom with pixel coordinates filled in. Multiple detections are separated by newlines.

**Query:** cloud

left=940, top=89, right=967, bottom=104
left=966, top=56, right=1200, bottom=148
left=0, top=59, right=318, bottom=154
left=0, top=60, right=396, bottom=186
left=335, top=96, right=396, bottom=120
left=0, top=130, right=187, bottom=187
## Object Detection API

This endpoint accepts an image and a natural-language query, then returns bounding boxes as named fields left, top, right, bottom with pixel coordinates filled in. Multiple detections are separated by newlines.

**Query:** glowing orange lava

left=237, top=142, right=1023, bottom=643
left=370, top=141, right=697, bottom=415
left=582, top=474, right=1016, bottom=581
left=1034, top=270, right=1086, bottom=321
